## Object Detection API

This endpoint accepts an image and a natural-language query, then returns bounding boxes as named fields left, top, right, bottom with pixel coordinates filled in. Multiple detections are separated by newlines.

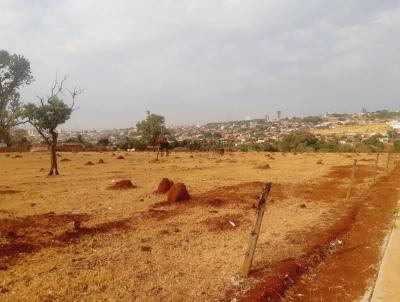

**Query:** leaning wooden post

left=241, top=182, right=272, bottom=277
left=386, top=152, right=392, bottom=170
left=346, top=159, right=357, bottom=201
left=373, top=153, right=380, bottom=183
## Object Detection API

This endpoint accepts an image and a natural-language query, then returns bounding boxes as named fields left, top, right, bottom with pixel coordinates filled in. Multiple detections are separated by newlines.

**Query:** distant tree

left=97, top=137, right=110, bottom=146
left=302, top=116, right=322, bottom=124
left=394, top=140, right=400, bottom=153
left=388, top=129, right=399, bottom=139
left=136, top=113, right=169, bottom=150
left=188, top=140, right=202, bottom=151
left=0, top=50, right=34, bottom=145
left=10, top=128, right=31, bottom=151
left=363, top=134, right=384, bottom=152
left=280, top=131, right=318, bottom=152
left=18, top=76, right=83, bottom=175
left=65, top=134, right=93, bottom=148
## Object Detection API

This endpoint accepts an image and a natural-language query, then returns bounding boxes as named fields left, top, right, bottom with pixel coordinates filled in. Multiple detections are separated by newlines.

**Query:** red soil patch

left=0, top=213, right=133, bottom=267
left=116, top=155, right=125, bottom=159
left=85, top=161, right=94, bottom=166
left=0, top=213, right=90, bottom=265
left=327, top=164, right=373, bottom=185
left=285, top=170, right=400, bottom=301
left=206, top=198, right=226, bottom=207
left=98, top=159, right=105, bottom=164
left=61, top=158, right=71, bottom=162
left=197, top=182, right=285, bottom=208
left=291, top=165, right=370, bottom=203
left=0, top=242, right=37, bottom=257
left=107, top=180, right=136, bottom=190
left=0, top=190, right=20, bottom=195
left=167, top=183, right=190, bottom=202
left=55, top=218, right=132, bottom=243
left=157, top=178, right=174, bottom=193
left=256, top=164, right=271, bottom=169
left=146, top=208, right=173, bottom=221
left=229, top=166, right=400, bottom=302
left=12, top=155, right=22, bottom=158
left=202, top=214, right=244, bottom=232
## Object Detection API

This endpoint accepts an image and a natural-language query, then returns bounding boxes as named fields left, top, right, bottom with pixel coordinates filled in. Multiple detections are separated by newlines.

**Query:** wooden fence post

left=241, top=182, right=272, bottom=277
left=386, top=152, right=392, bottom=170
left=374, top=153, right=380, bottom=183
left=346, top=159, right=357, bottom=201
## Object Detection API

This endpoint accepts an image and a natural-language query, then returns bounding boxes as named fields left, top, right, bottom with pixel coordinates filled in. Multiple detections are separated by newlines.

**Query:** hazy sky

left=1, top=0, right=400, bottom=129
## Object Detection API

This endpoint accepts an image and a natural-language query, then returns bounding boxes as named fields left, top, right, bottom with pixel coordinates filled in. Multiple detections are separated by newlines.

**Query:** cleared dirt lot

left=0, top=151, right=399, bottom=301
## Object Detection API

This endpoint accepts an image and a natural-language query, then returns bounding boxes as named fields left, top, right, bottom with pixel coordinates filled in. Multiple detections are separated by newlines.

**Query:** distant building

left=390, top=121, right=400, bottom=131
left=30, top=144, right=49, bottom=152
left=56, top=143, right=85, bottom=152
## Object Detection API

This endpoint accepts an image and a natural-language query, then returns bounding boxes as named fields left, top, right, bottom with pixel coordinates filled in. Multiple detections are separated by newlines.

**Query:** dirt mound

left=98, top=159, right=105, bottom=164
left=157, top=178, right=174, bottom=193
left=61, top=158, right=71, bottom=162
left=167, top=183, right=190, bottom=202
left=107, top=180, right=136, bottom=190
left=13, top=155, right=22, bottom=158
left=85, top=161, right=94, bottom=166
left=257, top=164, right=270, bottom=169
left=116, top=155, right=125, bottom=159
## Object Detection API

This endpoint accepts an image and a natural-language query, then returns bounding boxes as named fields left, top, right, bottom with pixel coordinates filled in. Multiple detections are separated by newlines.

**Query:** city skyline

left=2, top=0, right=400, bottom=129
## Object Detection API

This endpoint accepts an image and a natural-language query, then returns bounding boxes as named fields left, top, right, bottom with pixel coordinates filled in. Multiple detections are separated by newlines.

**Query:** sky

left=1, top=0, right=400, bottom=129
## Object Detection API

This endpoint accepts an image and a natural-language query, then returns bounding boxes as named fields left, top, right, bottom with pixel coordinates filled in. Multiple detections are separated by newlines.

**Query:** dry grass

left=311, top=123, right=388, bottom=136
left=0, top=151, right=393, bottom=301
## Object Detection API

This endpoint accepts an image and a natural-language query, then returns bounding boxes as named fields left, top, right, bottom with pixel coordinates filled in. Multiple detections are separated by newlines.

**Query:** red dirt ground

left=228, top=165, right=400, bottom=301
left=202, top=214, right=246, bottom=232
left=107, top=180, right=136, bottom=190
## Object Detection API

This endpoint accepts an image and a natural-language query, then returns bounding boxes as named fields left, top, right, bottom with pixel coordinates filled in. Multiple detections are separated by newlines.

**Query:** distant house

left=30, top=144, right=49, bottom=152
left=390, top=122, right=400, bottom=131
left=56, top=143, right=85, bottom=152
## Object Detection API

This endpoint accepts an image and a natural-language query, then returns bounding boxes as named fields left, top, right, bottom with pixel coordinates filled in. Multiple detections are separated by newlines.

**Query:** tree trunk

left=48, top=130, right=59, bottom=176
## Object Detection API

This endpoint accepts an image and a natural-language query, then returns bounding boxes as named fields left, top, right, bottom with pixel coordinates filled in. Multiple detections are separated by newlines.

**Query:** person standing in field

left=158, top=133, right=169, bottom=157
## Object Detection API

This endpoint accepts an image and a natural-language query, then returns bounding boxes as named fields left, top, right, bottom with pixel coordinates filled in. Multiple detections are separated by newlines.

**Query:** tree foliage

left=0, top=50, right=33, bottom=144
left=18, top=76, right=82, bottom=175
left=280, top=131, right=318, bottom=152
left=97, top=137, right=110, bottom=146
left=136, top=113, right=169, bottom=148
